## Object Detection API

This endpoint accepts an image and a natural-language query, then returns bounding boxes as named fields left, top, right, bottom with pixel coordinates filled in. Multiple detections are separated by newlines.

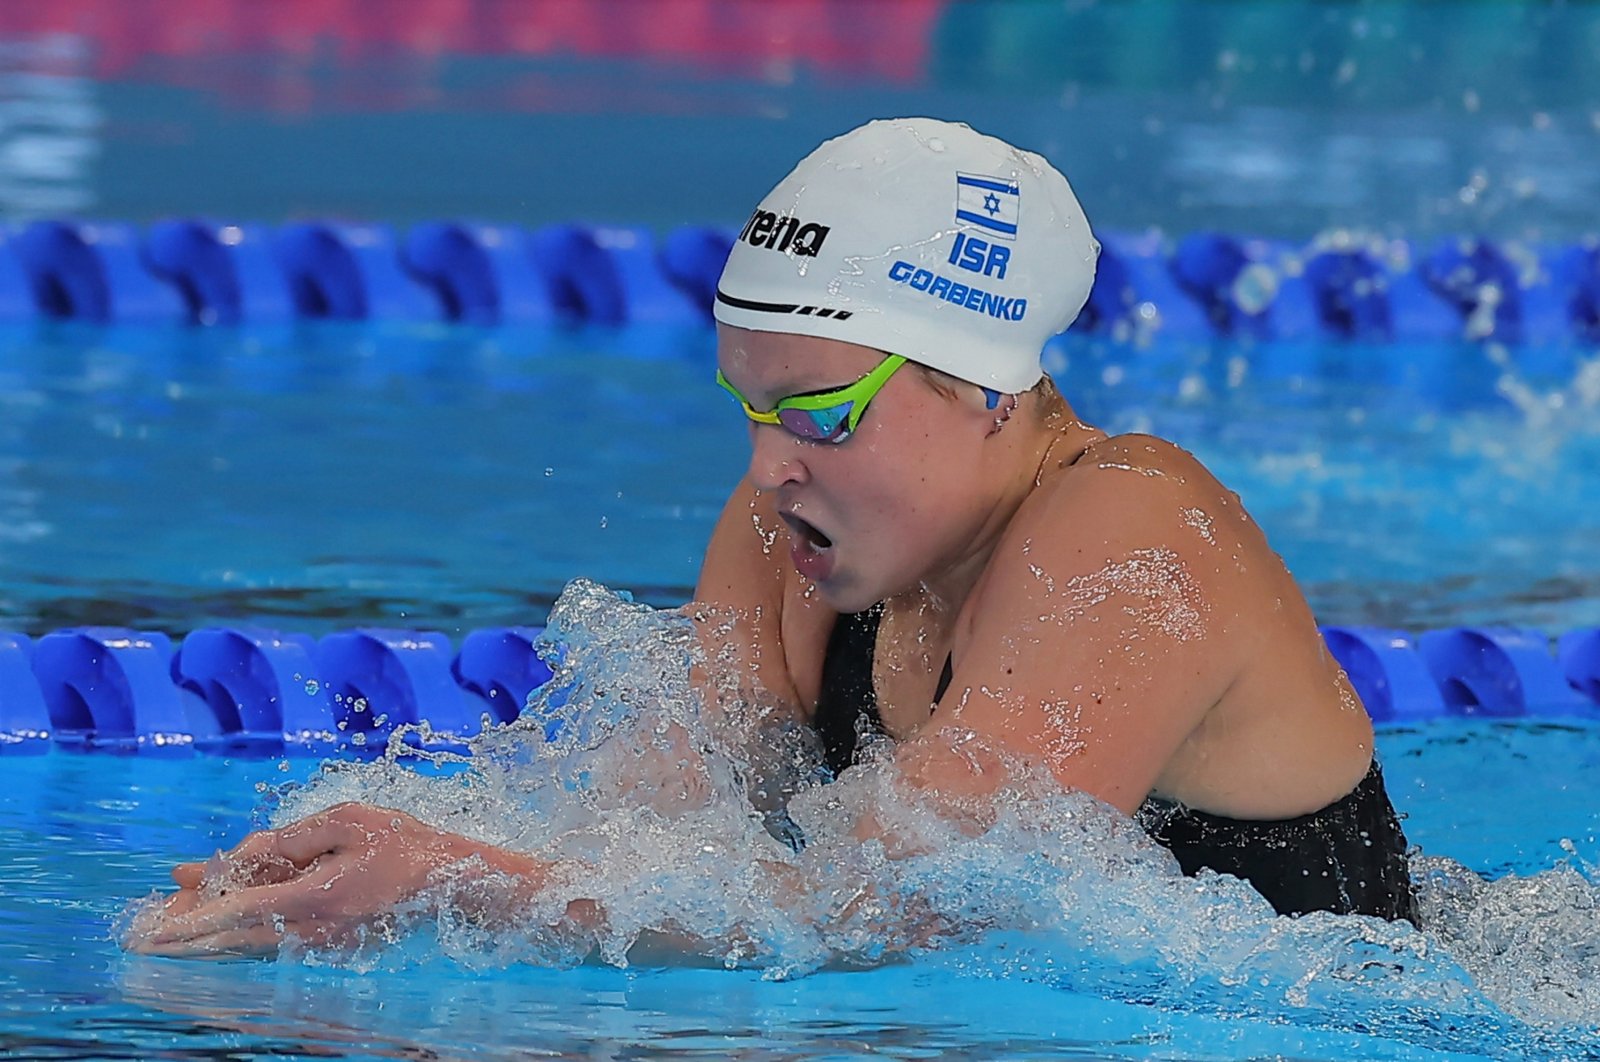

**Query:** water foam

left=249, top=579, right=1600, bottom=1052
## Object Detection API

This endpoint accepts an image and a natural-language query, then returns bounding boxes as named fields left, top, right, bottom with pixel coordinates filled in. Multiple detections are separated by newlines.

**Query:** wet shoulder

left=984, top=431, right=1261, bottom=612
left=1033, top=432, right=1228, bottom=528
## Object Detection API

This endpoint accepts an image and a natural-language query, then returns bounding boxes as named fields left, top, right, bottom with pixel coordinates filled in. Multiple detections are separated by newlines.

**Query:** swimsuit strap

left=816, top=604, right=958, bottom=775
left=815, top=603, right=885, bottom=775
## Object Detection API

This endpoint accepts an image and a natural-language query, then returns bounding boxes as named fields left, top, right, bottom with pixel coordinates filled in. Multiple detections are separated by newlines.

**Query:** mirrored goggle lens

left=777, top=403, right=853, bottom=442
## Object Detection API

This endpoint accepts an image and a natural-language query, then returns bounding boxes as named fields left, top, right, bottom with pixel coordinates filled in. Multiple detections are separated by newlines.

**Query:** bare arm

left=690, top=477, right=834, bottom=724
left=124, top=802, right=584, bottom=957
left=889, top=437, right=1368, bottom=819
left=128, top=482, right=837, bottom=962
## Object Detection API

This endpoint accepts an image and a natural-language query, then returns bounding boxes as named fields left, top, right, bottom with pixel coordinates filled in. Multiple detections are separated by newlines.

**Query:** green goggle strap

left=715, top=354, right=908, bottom=433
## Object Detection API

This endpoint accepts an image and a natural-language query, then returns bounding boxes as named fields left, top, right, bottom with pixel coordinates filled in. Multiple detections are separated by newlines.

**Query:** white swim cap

left=713, top=117, right=1099, bottom=393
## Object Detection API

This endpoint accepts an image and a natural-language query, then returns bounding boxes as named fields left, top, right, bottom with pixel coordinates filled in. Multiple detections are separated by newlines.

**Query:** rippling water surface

left=3, top=583, right=1599, bottom=1060
left=1, top=323, right=1595, bottom=635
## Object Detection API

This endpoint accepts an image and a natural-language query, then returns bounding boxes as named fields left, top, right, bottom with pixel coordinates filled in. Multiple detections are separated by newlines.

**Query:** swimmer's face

left=715, top=324, right=1004, bottom=611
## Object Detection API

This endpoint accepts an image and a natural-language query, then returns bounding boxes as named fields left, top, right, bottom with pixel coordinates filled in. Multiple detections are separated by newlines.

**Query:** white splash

left=247, top=580, right=1600, bottom=1054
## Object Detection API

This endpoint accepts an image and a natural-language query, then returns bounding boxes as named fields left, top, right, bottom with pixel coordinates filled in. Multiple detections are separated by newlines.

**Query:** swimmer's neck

left=912, top=407, right=1100, bottom=616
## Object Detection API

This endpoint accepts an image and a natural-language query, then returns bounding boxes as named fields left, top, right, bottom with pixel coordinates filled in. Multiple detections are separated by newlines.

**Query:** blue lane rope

left=0, top=623, right=1596, bottom=755
left=0, top=219, right=1596, bottom=344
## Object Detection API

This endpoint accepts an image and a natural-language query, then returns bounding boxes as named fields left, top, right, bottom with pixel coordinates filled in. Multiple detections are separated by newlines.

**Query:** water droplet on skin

left=1028, top=549, right=1209, bottom=641
left=1097, top=461, right=1164, bottom=478
left=751, top=513, right=779, bottom=554
left=1180, top=507, right=1217, bottom=545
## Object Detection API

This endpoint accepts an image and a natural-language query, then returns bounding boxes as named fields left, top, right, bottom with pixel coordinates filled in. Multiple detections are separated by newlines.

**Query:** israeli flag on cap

left=955, top=172, right=1020, bottom=240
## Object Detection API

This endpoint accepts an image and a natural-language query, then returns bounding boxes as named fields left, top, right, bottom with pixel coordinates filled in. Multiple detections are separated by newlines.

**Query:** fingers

left=134, top=859, right=344, bottom=948
left=129, top=923, right=287, bottom=958
left=158, top=887, right=203, bottom=920
left=132, top=804, right=420, bottom=960
left=126, top=914, right=351, bottom=958
left=170, top=811, right=361, bottom=893
left=274, top=811, right=365, bottom=868
left=122, top=889, right=197, bottom=948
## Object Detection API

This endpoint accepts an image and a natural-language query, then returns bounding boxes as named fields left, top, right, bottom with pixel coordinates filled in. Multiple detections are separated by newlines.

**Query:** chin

left=812, top=579, right=877, bottom=615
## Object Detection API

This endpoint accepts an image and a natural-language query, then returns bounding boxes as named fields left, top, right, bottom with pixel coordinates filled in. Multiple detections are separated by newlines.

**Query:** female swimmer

left=126, top=117, right=1416, bottom=959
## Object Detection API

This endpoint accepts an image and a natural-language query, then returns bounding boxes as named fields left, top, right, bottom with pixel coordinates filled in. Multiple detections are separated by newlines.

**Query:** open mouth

left=781, top=512, right=833, bottom=552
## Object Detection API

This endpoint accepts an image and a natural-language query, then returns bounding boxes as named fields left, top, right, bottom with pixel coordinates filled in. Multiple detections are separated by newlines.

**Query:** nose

left=745, top=423, right=809, bottom=492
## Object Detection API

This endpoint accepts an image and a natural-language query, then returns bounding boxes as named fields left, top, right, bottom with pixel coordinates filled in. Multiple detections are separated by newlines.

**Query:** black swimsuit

left=815, top=605, right=1420, bottom=924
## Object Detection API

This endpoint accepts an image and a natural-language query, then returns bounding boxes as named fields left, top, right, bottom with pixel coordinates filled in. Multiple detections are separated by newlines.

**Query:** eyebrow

left=722, top=368, right=849, bottom=406
left=780, top=381, right=854, bottom=400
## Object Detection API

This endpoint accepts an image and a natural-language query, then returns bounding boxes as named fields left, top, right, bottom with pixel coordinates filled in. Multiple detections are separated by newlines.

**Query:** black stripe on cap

left=716, top=288, right=853, bottom=321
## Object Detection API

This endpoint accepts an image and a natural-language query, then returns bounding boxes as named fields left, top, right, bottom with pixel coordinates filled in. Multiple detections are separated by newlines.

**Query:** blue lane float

left=1420, top=238, right=1523, bottom=344
left=1301, top=246, right=1393, bottom=343
left=0, top=622, right=1596, bottom=755
left=1567, top=242, right=1600, bottom=341
left=521, top=223, right=706, bottom=327
left=1557, top=628, right=1600, bottom=705
left=12, top=221, right=189, bottom=325
left=29, top=629, right=202, bottom=752
left=451, top=626, right=553, bottom=726
left=0, top=635, right=48, bottom=753
left=143, top=220, right=295, bottom=326
left=400, top=222, right=556, bottom=326
left=1416, top=626, right=1592, bottom=717
left=658, top=225, right=735, bottom=322
left=0, top=218, right=1597, bottom=343
left=1072, top=237, right=1141, bottom=336
left=1317, top=627, right=1445, bottom=723
left=315, top=628, right=496, bottom=753
left=1325, top=625, right=1600, bottom=722
left=0, top=230, right=35, bottom=322
left=272, top=221, right=436, bottom=321
left=1096, top=229, right=1210, bottom=339
left=1168, top=231, right=1273, bottom=340
left=171, top=628, right=329, bottom=754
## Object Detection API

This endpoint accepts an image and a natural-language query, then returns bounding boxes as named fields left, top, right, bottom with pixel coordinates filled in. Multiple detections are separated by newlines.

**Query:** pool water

left=3, top=1, right=1600, bottom=1058
left=2, top=321, right=1597, bottom=1060
left=1, top=322, right=1595, bottom=635
left=4, top=677, right=1600, bottom=1060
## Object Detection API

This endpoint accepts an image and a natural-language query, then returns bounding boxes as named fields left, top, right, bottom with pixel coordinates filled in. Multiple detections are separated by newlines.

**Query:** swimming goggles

left=715, top=353, right=908, bottom=443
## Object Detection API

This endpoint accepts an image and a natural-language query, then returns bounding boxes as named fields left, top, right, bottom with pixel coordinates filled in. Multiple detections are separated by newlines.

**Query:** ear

left=984, top=393, right=1018, bottom=437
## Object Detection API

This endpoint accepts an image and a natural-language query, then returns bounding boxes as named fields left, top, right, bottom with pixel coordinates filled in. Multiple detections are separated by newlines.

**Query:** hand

left=123, top=802, right=538, bottom=959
